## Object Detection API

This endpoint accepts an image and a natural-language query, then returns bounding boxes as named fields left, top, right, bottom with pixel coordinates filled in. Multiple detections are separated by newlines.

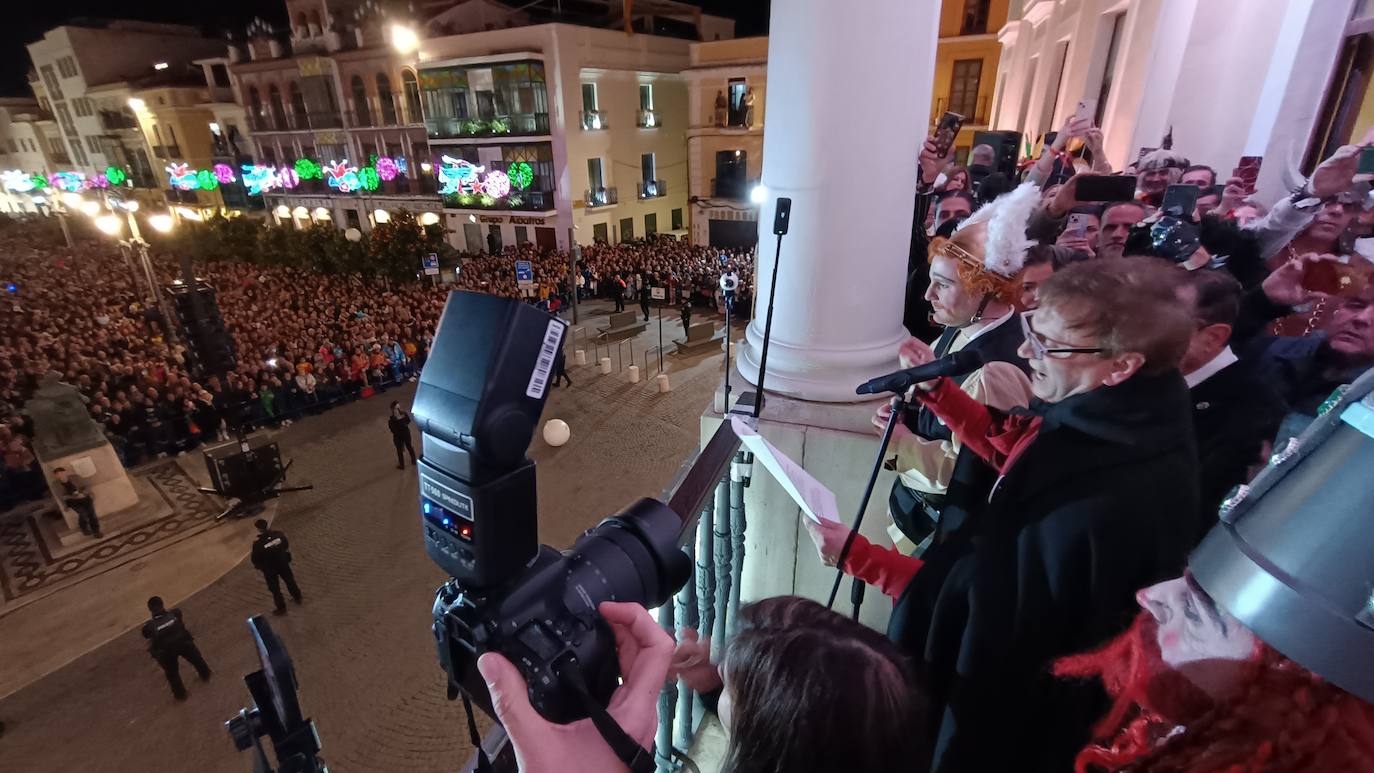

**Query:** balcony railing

left=247, top=111, right=342, bottom=132
left=98, top=110, right=139, bottom=131
left=584, top=186, right=618, bottom=207
left=426, top=112, right=550, bottom=139
left=930, top=94, right=991, bottom=126
left=152, top=144, right=182, bottom=159
left=710, top=176, right=757, bottom=201
left=50, top=153, right=71, bottom=165
left=442, top=189, right=554, bottom=211
left=580, top=109, right=608, bottom=131
left=638, top=179, right=667, bottom=199
left=637, top=109, right=660, bottom=129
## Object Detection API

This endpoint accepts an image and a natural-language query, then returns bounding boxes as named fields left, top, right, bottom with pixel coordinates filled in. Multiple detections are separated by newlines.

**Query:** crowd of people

left=479, top=117, right=1374, bottom=773
left=0, top=222, right=752, bottom=510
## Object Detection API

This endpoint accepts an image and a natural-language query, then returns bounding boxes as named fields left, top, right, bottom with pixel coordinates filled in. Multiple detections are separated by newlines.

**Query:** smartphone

left=1073, top=99, right=1097, bottom=124
left=1303, top=259, right=1369, bottom=297
left=1232, top=155, right=1263, bottom=193
left=1359, top=147, right=1374, bottom=176
left=1066, top=213, right=1091, bottom=239
left=1075, top=174, right=1137, bottom=202
left=932, top=111, right=966, bottom=159
left=1161, top=184, right=1200, bottom=219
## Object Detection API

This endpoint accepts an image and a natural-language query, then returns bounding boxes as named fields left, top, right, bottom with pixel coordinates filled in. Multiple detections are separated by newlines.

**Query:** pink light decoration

left=375, top=156, right=399, bottom=181
left=213, top=163, right=236, bottom=184
left=482, top=170, right=511, bottom=199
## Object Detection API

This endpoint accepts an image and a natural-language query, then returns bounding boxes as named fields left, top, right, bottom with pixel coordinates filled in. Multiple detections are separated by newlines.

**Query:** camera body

left=414, top=291, right=694, bottom=725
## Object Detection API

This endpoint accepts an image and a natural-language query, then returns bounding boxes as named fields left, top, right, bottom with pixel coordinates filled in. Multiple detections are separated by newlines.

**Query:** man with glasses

left=806, top=258, right=1199, bottom=773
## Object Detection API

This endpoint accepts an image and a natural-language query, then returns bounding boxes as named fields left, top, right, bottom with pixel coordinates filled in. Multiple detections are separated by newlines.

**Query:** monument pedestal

left=39, top=441, right=138, bottom=544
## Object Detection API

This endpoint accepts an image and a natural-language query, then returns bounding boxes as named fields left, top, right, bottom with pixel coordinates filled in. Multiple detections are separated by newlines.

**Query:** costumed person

left=1135, top=147, right=1191, bottom=209
left=1055, top=367, right=1374, bottom=771
left=808, top=256, right=1200, bottom=772
left=879, top=183, right=1037, bottom=554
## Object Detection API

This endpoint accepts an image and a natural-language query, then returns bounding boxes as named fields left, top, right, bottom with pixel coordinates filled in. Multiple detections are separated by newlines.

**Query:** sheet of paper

left=730, top=417, right=842, bottom=523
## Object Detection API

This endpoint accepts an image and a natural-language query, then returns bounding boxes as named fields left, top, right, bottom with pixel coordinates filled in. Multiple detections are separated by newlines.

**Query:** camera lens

left=561, top=498, right=691, bottom=614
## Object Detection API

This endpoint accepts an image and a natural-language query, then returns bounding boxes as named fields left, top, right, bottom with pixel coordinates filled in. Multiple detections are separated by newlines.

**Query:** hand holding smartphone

left=1231, top=156, right=1262, bottom=194
left=932, top=111, right=966, bottom=160
left=1161, top=184, right=1201, bottom=219
left=1074, top=174, right=1137, bottom=203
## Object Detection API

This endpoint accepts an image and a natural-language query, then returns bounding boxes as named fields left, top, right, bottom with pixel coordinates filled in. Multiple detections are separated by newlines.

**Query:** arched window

left=351, top=75, right=371, bottom=126
left=308, top=10, right=322, bottom=31
left=401, top=69, right=421, bottom=124
left=288, top=81, right=307, bottom=121
left=376, top=73, right=397, bottom=124
left=247, top=86, right=263, bottom=127
left=267, top=83, right=286, bottom=129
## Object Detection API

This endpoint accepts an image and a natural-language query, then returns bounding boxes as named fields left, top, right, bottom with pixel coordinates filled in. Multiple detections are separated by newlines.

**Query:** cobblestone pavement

left=0, top=309, right=730, bottom=772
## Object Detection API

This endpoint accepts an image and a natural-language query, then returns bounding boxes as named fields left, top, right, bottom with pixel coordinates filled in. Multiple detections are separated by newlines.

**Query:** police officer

left=140, top=596, right=211, bottom=700
left=251, top=519, right=303, bottom=614
left=388, top=401, right=417, bottom=469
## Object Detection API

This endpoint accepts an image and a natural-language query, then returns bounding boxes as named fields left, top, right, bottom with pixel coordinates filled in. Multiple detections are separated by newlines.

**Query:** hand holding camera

left=668, top=628, right=722, bottom=694
left=477, top=602, right=673, bottom=773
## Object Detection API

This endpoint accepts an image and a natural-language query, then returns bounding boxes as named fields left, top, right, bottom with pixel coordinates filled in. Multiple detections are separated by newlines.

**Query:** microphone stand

left=826, top=390, right=910, bottom=621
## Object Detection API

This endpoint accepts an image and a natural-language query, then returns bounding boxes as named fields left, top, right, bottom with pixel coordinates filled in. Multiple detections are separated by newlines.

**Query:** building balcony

left=584, top=186, right=618, bottom=207
left=426, top=112, right=550, bottom=140
left=152, top=144, right=182, bottom=160
left=710, top=176, right=757, bottom=201
left=50, top=153, right=71, bottom=166
left=580, top=110, right=608, bottom=131
left=637, top=109, right=660, bottom=129
left=930, top=94, right=990, bottom=127
left=98, top=110, right=139, bottom=132
left=442, top=189, right=555, bottom=212
left=637, top=179, right=666, bottom=199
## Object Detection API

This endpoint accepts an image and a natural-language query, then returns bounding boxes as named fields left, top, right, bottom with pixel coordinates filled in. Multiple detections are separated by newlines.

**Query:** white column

left=737, top=0, right=939, bottom=403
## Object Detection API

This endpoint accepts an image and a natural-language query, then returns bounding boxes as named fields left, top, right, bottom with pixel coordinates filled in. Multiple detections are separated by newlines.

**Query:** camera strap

left=565, top=668, right=657, bottom=773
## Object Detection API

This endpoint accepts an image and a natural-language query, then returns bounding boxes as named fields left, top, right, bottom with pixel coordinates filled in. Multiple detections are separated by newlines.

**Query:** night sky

left=0, top=0, right=769, bottom=97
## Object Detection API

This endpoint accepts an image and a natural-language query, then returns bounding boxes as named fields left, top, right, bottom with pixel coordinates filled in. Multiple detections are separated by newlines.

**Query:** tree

left=365, top=209, right=451, bottom=285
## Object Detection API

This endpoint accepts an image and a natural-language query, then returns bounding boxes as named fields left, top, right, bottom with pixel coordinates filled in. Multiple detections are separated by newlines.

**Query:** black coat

left=1190, top=360, right=1284, bottom=541
left=889, top=370, right=1199, bottom=773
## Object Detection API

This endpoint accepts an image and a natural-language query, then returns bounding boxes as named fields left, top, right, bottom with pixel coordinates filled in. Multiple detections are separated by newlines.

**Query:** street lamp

left=374, top=208, right=391, bottom=224
left=750, top=184, right=768, bottom=204
left=79, top=200, right=101, bottom=217
left=60, top=192, right=84, bottom=209
left=391, top=24, right=419, bottom=54
left=345, top=227, right=363, bottom=243
left=313, top=207, right=331, bottom=220
left=149, top=214, right=174, bottom=233
left=420, top=212, right=440, bottom=226
left=94, top=214, right=123, bottom=235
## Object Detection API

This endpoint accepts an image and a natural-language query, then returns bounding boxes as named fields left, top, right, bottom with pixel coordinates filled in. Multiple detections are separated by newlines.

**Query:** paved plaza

left=0, top=304, right=732, bottom=772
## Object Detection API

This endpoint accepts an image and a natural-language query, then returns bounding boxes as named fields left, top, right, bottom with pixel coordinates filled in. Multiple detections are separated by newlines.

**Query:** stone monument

left=28, top=372, right=138, bottom=540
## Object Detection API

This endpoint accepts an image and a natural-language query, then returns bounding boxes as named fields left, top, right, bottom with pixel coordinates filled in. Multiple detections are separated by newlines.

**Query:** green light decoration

left=30, top=173, right=48, bottom=190
left=488, top=118, right=510, bottom=134
left=457, top=193, right=476, bottom=206
left=479, top=193, right=495, bottom=207
left=358, top=167, right=380, bottom=191
left=195, top=169, right=219, bottom=190
left=105, top=167, right=127, bottom=186
left=508, top=161, right=533, bottom=191
left=295, top=158, right=322, bottom=180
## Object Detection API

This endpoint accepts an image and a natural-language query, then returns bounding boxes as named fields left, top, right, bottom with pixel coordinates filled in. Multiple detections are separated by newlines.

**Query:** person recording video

left=476, top=597, right=925, bottom=773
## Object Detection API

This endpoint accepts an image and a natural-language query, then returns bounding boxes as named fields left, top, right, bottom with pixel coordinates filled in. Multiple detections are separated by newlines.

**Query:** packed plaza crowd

left=0, top=225, right=753, bottom=508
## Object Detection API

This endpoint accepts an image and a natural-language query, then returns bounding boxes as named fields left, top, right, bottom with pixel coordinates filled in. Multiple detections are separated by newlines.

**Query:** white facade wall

left=992, top=0, right=1358, bottom=204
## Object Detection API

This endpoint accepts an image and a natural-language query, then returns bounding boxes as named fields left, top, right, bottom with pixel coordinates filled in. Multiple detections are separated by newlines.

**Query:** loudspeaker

left=205, top=436, right=283, bottom=501
left=167, top=281, right=238, bottom=375
left=972, top=130, right=1023, bottom=178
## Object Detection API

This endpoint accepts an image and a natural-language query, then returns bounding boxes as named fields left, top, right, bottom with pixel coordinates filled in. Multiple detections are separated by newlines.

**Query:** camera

left=414, top=292, right=736, bottom=725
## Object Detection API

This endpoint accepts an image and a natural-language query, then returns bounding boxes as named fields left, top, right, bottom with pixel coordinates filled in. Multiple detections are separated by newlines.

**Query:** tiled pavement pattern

left=0, top=307, right=731, bottom=772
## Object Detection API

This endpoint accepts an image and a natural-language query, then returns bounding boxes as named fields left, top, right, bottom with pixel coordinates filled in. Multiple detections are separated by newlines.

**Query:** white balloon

left=543, top=419, right=571, bottom=447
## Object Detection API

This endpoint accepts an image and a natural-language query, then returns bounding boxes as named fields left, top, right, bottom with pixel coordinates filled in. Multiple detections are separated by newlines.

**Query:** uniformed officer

left=140, top=596, right=211, bottom=701
left=251, top=519, right=302, bottom=614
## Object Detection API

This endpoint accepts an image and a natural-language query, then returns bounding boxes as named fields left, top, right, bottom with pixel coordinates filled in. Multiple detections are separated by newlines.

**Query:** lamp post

left=93, top=203, right=179, bottom=342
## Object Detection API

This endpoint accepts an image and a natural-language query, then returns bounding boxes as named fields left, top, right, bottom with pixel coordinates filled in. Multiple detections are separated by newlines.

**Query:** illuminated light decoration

left=195, top=169, right=219, bottom=190
left=167, top=163, right=199, bottom=191
left=483, top=170, right=511, bottom=199
left=397, top=157, right=409, bottom=176
left=437, top=155, right=483, bottom=196
left=507, top=161, right=533, bottom=191
left=48, top=172, right=87, bottom=193
left=105, top=167, right=127, bottom=186
left=323, top=160, right=361, bottom=193
left=358, top=166, right=380, bottom=191
left=241, top=164, right=299, bottom=195
left=295, top=158, right=322, bottom=181
left=1, top=170, right=37, bottom=193
left=375, top=156, right=399, bottom=181
left=213, top=163, right=236, bottom=184
left=30, top=173, right=48, bottom=190
left=86, top=173, right=110, bottom=189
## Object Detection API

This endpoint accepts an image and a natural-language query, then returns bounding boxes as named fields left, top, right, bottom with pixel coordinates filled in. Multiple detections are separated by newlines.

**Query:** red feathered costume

left=1053, top=612, right=1374, bottom=772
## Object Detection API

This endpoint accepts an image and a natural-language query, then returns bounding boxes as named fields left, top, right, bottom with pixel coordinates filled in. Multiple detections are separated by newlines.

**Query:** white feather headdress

left=953, top=182, right=1039, bottom=279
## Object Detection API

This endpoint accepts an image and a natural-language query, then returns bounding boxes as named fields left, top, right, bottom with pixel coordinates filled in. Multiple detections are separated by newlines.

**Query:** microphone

left=855, top=349, right=986, bottom=395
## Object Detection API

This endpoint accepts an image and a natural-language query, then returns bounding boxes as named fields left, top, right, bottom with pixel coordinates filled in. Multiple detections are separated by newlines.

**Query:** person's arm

left=804, top=517, right=922, bottom=598
left=1245, top=195, right=1315, bottom=261
left=911, top=377, right=1027, bottom=471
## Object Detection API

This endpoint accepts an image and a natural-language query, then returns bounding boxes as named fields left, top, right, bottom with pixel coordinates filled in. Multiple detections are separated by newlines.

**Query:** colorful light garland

left=2, top=170, right=36, bottom=192
left=167, top=163, right=239, bottom=192
left=436, top=155, right=517, bottom=200
left=241, top=164, right=300, bottom=195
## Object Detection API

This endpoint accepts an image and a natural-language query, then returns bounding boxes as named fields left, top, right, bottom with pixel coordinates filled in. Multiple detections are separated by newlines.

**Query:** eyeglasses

left=1019, top=311, right=1106, bottom=360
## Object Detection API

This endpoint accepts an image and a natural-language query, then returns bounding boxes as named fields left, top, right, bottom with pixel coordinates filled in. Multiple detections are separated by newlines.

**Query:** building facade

left=227, top=2, right=441, bottom=233
left=989, top=0, right=1361, bottom=201
left=25, top=21, right=225, bottom=205
left=0, top=99, right=55, bottom=214
left=933, top=0, right=1010, bottom=161
left=683, top=36, right=766, bottom=247
left=413, top=23, right=693, bottom=252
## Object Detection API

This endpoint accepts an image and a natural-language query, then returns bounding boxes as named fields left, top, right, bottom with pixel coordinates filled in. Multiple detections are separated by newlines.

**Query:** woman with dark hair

left=477, top=597, right=926, bottom=773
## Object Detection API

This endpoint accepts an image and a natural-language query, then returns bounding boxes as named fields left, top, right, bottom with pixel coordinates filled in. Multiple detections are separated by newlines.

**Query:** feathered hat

left=927, top=182, right=1039, bottom=303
